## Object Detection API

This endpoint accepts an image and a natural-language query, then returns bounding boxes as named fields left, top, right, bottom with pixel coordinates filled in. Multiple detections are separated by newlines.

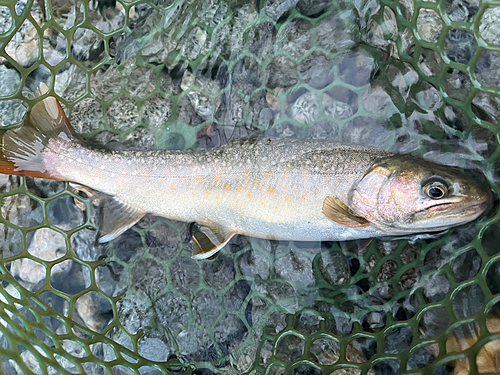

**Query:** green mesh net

left=0, top=0, right=500, bottom=374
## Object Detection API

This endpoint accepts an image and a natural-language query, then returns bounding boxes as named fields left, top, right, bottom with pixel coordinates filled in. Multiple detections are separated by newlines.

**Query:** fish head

left=349, top=155, right=490, bottom=233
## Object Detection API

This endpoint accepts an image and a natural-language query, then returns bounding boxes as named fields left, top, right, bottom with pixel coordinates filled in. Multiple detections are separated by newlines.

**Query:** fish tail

left=0, top=84, right=78, bottom=180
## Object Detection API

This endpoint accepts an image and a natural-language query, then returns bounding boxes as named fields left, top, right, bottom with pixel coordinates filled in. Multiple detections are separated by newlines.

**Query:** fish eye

left=423, top=179, right=448, bottom=199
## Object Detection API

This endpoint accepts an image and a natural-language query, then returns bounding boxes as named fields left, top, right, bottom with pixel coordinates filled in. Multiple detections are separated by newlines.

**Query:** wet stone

left=318, top=250, right=351, bottom=286
left=202, top=255, right=235, bottom=290
left=112, top=230, right=144, bottom=262
left=71, top=228, right=106, bottom=262
left=266, top=55, right=299, bottom=89
left=214, top=314, right=248, bottom=356
left=142, top=94, right=172, bottom=128
left=2, top=194, right=42, bottom=228
left=0, top=224, right=22, bottom=259
left=423, top=274, right=450, bottom=303
left=176, top=326, right=217, bottom=362
left=47, top=195, right=85, bottom=230
left=224, top=280, right=251, bottom=312
left=476, top=50, right=500, bottom=88
left=96, top=261, right=130, bottom=297
left=193, top=289, right=222, bottom=327
left=266, top=310, right=288, bottom=335
left=452, top=249, right=481, bottom=282
left=293, top=310, right=321, bottom=335
left=137, top=331, right=171, bottom=362
left=75, top=291, right=113, bottom=333
left=255, top=280, right=298, bottom=313
left=9, top=258, right=46, bottom=290
left=276, top=334, right=305, bottom=362
left=145, top=221, right=184, bottom=260
left=452, top=284, right=484, bottom=319
left=419, top=307, right=449, bottom=338
left=170, top=256, right=200, bottom=295
left=116, top=293, right=152, bottom=336
left=27, top=228, right=66, bottom=261
left=154, top=292, right=190, bottom=333
left=238, top=246, right=271, bottom=280
left=70, top=98, right=106, bottom=134
left=132, top=259, right=167, bottom=298
left=361, top=310, right=386, bottom=332
left=337, top=50, right=375, bottom=87
left=384, top=326, right=413, bottom=354
left=293, top=365, right=322, bottom=375
left=480, top=6, right=500, bottom=45
left=289, top=91, right=320, bottom=125
left=275, top=250, right=315, bottom=290
left=311, top=338, right=340, bottom=365
left=445, top=29, right=475, bottom=64
left=406, top=343, right=438, bottom=370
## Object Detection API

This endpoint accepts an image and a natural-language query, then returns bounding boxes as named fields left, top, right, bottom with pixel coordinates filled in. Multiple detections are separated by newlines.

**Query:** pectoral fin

left=191, top=221, right=236, bottom=260
left=322, top=196, right=370, bottom=228
left=98, top=196, right=146, bottom=243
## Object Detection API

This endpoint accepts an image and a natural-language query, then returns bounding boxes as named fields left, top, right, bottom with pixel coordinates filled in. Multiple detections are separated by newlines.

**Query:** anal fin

left=98, top=196, right=146, bottom=243
left=191, top=221, right=236, bottom=260
left=322, top=196, right=370, bottom=228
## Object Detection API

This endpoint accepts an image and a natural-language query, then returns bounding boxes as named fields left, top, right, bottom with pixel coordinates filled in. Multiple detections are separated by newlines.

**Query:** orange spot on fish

left=243, top=173, right=249, bottom=178
left=216, top=195, right=220, bottom=200
left=232, top=202, right=235, bottom=206
left=182, top=177, right=187, bottom=184
left=237, top=186, right=242, bottom=192
left=181, top=194, right=184, bottom=198
left=282, top=173, right=287, bottom=179
left=303, top=174, right=308, bottom=178
left=266, top=172, right=271, bottom=178
left=234, top=174, right=239, bottom=178
left=261, top=201, right=265, bottom=205
left=170, top=184, right=175, bottom=190
left=159, top=177, right=164, bottom=182
left=285, top=197, right=290, bottom=202
left=214, top=175, right=220, bottom=182
left=205, top=190, right=210, bottom=195
left=292, top=185, right=297, bottom=190
left=315, top=191, right=319, bottom=195
left=144, top=172, right=149, bottom=177
left=192, top=192, right=197, bottom=196
left=197, top=176, right=203, bottom=182
left=324, top=179, right=328, bottom=184
left=302, top=193, right=307, bottom=200
left=247, top=193, right=252, bottom=199
left=269, top=187, right=275, bottom=194
left=253, top=180, right=259, bottom=186
left=278, top=184, right=282, bottom=188
left=275, top=206, right=279, bottom=210
left=335, top=180, right=339, bottom=186
left=225, top=184, right=231, bottom=191
left=122, top=171, right=127, bottom=175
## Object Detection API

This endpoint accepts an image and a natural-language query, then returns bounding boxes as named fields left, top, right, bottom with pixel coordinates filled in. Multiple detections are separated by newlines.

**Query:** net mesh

left=0, top=0, right=499, bottom=374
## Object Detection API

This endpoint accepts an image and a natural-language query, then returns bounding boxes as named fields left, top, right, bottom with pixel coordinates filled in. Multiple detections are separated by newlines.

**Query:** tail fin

left=0, top=84, right=78, bottom=180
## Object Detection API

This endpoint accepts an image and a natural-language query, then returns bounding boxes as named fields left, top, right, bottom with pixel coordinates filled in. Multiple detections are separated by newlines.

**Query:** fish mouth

left=423, top=200, right=489, bottom=216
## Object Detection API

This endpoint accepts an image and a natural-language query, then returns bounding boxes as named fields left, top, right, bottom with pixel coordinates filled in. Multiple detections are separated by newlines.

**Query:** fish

left=0, top=90, right=490, bottom=259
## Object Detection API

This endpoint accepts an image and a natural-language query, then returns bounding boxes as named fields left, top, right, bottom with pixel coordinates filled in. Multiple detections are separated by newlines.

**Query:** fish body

left=0, top=91, right=490, bottom=258
left=45, top=137, right=393, bottom=241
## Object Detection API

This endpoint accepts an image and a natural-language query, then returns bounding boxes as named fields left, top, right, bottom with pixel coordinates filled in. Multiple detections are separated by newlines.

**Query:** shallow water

left=0, top=0, right=499, bottom=374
